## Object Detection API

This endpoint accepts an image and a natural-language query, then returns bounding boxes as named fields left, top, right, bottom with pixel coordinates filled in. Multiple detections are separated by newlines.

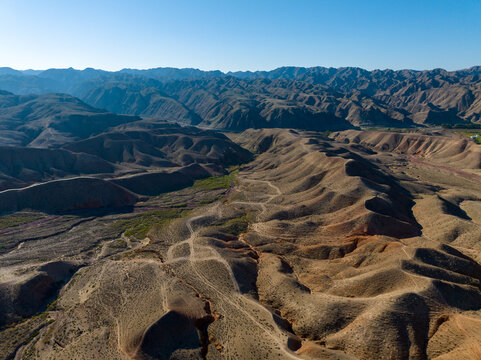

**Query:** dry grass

left=113, top=208, right=189, bottom=239
left=0, top=213, right=44, bottom=230
left=193, top=170, right=239, bottom=191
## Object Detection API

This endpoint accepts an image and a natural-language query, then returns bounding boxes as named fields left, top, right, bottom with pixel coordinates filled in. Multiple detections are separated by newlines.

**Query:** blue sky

left=0, top=0, right=480, bottom=71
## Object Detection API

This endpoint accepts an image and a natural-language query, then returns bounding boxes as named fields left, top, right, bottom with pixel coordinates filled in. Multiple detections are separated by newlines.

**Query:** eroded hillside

left=2, top=66, right=481, bottom=130
left=2, top=128, right=481, bottom=359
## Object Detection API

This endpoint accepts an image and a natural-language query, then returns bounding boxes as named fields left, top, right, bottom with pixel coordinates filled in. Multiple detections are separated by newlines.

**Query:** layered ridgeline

left=331, top=129, right=481, bottom=169
left=0, top=90, right=140, bottom=147
left=1, top=79, right=481, bottom=358
left=1, top=66, right=481, bottom=130
left=0, top=91, right=251, bottom=213
left=76, top=77, right=408, bottom=130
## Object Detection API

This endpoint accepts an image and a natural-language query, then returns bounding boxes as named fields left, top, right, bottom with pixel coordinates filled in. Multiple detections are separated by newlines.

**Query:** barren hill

left=331, top=129, right=481, bottom=169
left=74, top=77, right=203, bottom=125
left=1, top=66, right=481, bottom=359
left=0, top=146, right=115, bottom=191
left=0, top=93, right=251, bottom=215
left=2, top=65, right=481, bottom=130
left=2, top=127, right=480, bottom=359
left=0, top=177, right=139, bottom=214
left=64, top=126, right=252, bottom=167
left=231, top=66, right=481, bottom=124
left=0, top=91, right=140, bottom=147
left=73, top=77, right=412, bottom=130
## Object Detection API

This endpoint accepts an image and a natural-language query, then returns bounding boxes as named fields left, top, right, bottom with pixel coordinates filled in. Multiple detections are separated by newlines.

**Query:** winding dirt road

left=162, top=177, right=301, bottom=359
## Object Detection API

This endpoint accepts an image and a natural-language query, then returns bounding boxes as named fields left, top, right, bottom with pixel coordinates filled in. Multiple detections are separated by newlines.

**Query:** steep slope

left=2, top=65, right=481, bottom=128
left=74, top=77, right=202, bottom=124
left=0, top=91, right=140, bottom=147
left=0, top=74, right=59, bottom=95
left=0, top=67, right=223, bottom=95
left=158, top=77, right=408, bottom=130
left=234, top=129, right=420, bottom=239
left=63, top=125, right=252, bottom=167
left=230, top=129, right=481, bottom=359
left=0, top=146, right=115, bottom=191
left=0, top=177, right=139, bottom=214
left=0, top=120, right=252, bottom=214
left=331, top=130, right=481, bottom=169
left=231, top=66, right=481, bottom=94
left=2, top=128, right=481, bottom=359
left=0, top=68, right=25, bottom=76
left=36, top=67, right=109, bottom=93
left=232, top=66, right=481, bottom=124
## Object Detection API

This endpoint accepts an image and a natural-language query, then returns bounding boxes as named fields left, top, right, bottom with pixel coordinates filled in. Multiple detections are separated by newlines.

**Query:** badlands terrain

left=2, top=66, right=481, bottom=129
left=0, top=66, right=481, bottom=359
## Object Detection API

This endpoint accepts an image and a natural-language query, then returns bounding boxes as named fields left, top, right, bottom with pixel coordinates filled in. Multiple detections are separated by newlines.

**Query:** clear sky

left=0, top=0, right=480, bottom=72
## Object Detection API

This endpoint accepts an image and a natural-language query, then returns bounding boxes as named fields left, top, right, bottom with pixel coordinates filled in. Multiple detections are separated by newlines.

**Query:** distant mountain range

left=1, top=65, right=481, bottom=130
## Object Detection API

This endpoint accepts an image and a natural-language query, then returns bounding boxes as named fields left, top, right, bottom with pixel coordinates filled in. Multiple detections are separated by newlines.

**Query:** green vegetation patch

left=442, top=123, right=481, bottom=129
left=212, top=213, right=250, bottom=236
left=459, top=131, right=481, bottom=144
left=114, top=208, right=189, bottom=239
left=110, top=238, right=128, bottom=249
left=193, top=170, right=239, bottom=191
left=0, top=312, right=50, bottom=360
left=0, top=213, right=44, bottom=229
left=199, top=197, right=221, bottom=205
left=171, top=203, right=188, bottom=208
left=45, top=299, right=58, bottom=312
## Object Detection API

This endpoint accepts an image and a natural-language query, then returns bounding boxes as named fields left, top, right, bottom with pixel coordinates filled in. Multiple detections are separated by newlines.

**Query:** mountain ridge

left=2, top=65, right=480, bottom=130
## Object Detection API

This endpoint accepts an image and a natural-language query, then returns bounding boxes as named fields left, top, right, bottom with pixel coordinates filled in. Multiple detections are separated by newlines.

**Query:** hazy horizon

left=1, top=0, right=480, bottom=72
left=3, top=64, right=481, bottom=73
